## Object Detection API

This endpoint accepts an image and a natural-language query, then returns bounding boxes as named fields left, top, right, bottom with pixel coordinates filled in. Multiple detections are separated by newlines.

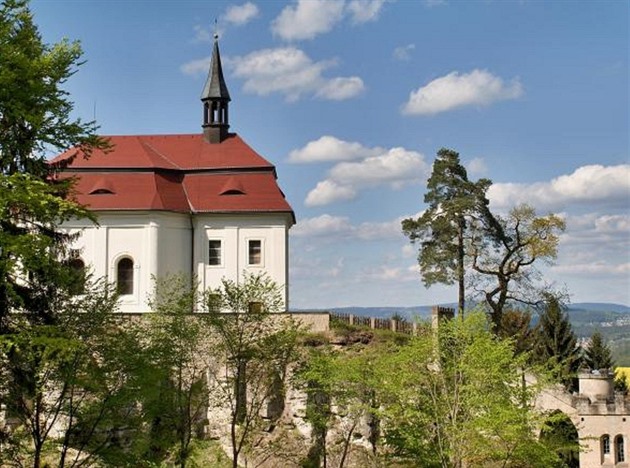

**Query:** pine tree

left=0, top=0, right=109, bottom=331
left=584, top=331, right=614, bottom=371
left=402, top=148, right=494, bottom=316
left=534, top=296, right=582, bottom=390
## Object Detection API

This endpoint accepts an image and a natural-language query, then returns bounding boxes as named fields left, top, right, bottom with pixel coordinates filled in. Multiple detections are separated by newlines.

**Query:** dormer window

left=88, top=178, right=115, bottom=195
left=221, top=189, right=244, bottom=195
left=89, top=188, right=114, bottom=195
left=220, top=177, right=245, bottom=196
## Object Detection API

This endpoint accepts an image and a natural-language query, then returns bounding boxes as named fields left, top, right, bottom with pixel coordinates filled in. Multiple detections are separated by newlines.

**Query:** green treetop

left=402, top=148, right=495, bottom=317
left=584, top=330, right=614, bottom=371
left=0, top=0, right=109, bottom=331
left=534, top=295, right=582, bottom=390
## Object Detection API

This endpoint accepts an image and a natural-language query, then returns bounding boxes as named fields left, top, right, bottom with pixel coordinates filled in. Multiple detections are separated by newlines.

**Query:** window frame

left=116, top=257, right=134, bottom=296
left=67, top=257, right=86, bottom=296
left=247, top=239, right=263, bottom=266
left=602, top=435, right=611, bottom=455
left=208, top=239, right=223, bottom=267
left=616, top=435, right=625, bottom=463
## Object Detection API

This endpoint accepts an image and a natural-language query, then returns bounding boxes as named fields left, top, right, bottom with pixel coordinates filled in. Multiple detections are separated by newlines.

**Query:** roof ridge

left=138, top=137, right=182, bottom=170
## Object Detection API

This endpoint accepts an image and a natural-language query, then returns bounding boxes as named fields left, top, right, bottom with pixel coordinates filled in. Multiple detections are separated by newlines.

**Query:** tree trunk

left=235, top=360, right=247, bottom=424
left=457, top=218, right=466, bottom=318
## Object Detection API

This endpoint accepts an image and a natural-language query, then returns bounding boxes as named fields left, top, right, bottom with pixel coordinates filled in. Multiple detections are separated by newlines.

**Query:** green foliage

left=470, top=204, right=566, bottom=327
left=0, top=0, right=109, bottom=332
left=614, top=369, right=629, bottom=395
left=375, top=312, right=559, bottom=467
left=0, top=279, right=147, bottom=467
left=0, top=173, right=94, bottom=329
left=402, top=148, right=494, bottom=314
left=298, top=344, right=383, bottom=467
left=539, top=411, right=580, bottom=468
left=143, top=274, right=211, bottom=468
left=0, top=0, right=109, bottom=176
left=204, top=272, right=301, bottom=468
left=584, top=330, right=614, bottom=371
left=497, top=308, right=537, bottom=356
left=534, top=296, right=582, bottom=391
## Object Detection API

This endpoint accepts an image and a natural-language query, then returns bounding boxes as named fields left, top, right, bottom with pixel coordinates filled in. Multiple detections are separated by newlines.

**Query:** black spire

left=202, top=34, right=231, bottom=144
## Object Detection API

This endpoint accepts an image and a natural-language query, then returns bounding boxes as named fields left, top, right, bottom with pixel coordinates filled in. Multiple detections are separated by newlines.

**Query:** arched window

left=602, top=434, right=611, bottom=454
left=116, top=257, right=134, bottom=295
left=616, top=435, right=625, bottom=463
left=68, top=258, right=86, bottom=295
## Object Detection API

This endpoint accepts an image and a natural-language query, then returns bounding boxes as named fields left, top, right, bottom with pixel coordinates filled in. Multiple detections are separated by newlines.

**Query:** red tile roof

left=53, top=133, right=275, bottom=170
left=55, top=133, right=294, bottom=224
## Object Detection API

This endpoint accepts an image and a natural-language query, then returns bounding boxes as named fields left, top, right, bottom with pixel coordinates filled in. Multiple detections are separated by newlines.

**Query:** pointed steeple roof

left=202, top=34, right=231, bottom=101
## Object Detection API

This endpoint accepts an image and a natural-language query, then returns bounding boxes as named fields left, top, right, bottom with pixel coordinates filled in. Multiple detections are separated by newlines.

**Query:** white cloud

left=180, top=55, right=211, bottom=75
left=224, top=2, right=260, bottom=25
left=488, top=164, right=630, bottom=211
left=291, top=214, right=353, bottom=237
left=559, top=213, right=630, bottom=261
left=316, top=76, right=365, bottom=100
left=360, top=264, right=419, bottom=282
left=291, top=213, right=409, bottom=240
left=466, top=157, right=487, bottom=176
left=329, top=147, right=428, bottom=188
left=271, top=0, right=345, bottom=41
left=271, top=0, right=391, bottom=41
left=346, top=0, right=390, bottom=24
left=402, top=244, right=416, bottom=258
left=553, top=262, right=630, bottom=276
left=393, top=43, right=415, bottom=61
left=305, top=180, right=357, bottom=206
left=305, top=146, right=429, bottom=206
left=402, top=69, right=523, bottom=116
left=288, top=136, right=383, bottom=163
left=226, top=47, right=363, bottom=101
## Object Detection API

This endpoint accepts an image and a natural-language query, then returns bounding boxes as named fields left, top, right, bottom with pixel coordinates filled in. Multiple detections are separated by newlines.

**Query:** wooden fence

left=330, top=306, right=455, bottom=335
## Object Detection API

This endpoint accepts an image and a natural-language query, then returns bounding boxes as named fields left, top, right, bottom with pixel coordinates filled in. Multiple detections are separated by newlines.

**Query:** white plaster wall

left=194, top=214, right=291, bottom=309
left=63, top=212, right=191, bottom=312
left=63, top=211, right=290, bottom=313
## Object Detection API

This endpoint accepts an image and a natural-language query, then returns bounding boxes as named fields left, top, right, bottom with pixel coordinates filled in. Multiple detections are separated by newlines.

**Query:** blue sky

left=31, top=0, right=629, bottom=309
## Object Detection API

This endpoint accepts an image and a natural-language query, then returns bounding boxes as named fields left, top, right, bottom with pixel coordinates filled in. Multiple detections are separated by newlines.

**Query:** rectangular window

left=208, top=240, right=222, bottom=266
left=248, top=240, right=262, bottom=265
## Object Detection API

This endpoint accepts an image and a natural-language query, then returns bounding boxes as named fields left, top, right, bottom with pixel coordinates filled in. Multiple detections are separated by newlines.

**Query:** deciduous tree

left=470, top=204, right=566, bottom=328
left=376, top=312, right=559, bottom=467
left=144, top=274, right=213, bottom=468
left=298, top=344, right=382, bottom=468
left=204, top=272, right=301, bottom=468
left=0, top=280, right=144, bottom=468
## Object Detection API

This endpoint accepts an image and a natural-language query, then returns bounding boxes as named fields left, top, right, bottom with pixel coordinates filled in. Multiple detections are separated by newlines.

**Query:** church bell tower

left=201, top=34, right=231, bottom=144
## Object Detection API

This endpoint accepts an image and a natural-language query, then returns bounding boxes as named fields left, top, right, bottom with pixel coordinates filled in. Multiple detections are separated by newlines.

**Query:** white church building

left=52, top=37, right=295, bottom=312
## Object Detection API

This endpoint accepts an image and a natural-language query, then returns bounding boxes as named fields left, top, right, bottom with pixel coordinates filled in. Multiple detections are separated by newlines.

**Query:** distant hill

left=570, top=302, right=630, bottom=314
left=317, top=302, right=630, bottom=320
left=309, top=302, right=630, bottom=366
